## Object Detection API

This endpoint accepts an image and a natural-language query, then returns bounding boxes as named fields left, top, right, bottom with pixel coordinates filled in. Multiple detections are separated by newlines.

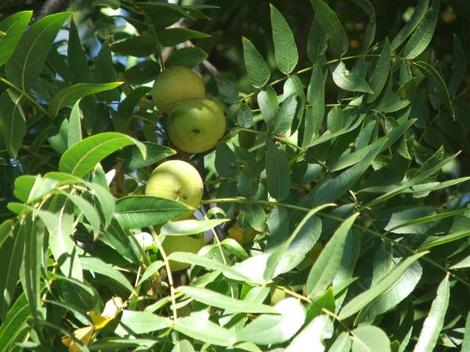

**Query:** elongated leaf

left=172, top=340, right=194, bottom=352
left=285, top=315, right=332, bottom=352
left=0, top=11, right=32, bottom=67
left=5, top=12, right=71, bottom=91
left=414, top=61, right=455, bottom=120
left=59, top=132, right=146, bottom=177
left=339, top=252, right=427, bottom=319
left=242, top=37, right=270, bottom=88
left=352, top=0, right=376, bottom=50
left=448, top=35, right=466, bottom=97
left=160, top=219, right=229, bottom=236
left=80, top=256, right=133, bottom=293
left=310, top=0, right=349, bottom=57
left=265, top=142, right=290, bottom=200
left=462, top=313, right=470, bottom=352
left=367, top=148, right=456, bottom=207
left=159, top=28, right=209, bottom=47
left=174, top=314, right=236, bottom=347
left=301, top=136, right=381, bottom=206
left=391, top=0, right=429, bottom=50
left=352, top=325, right=391, bottom=352
left=178, top=286, right=276, bottom=314
left=306, top=213, right=359, bottom=298
left=0, top=294, right=30, bottom=352
left=67, top=100, right=83, bottom=147
left=61, top=191, right=101, bottom=238
left=333, top=62, right=373, bottom=93
left=413, top=275, right=450, bottom=352
left=22, top=216, right=41, bottom=318
left=307, top=20, right=327, bottom=64
left=0, top=220, right=13, bottom=249
left=270, top=5, right=298, bottom=74
left=403, top=0, right=439, bottom=59
left=166, top=47, right=208, bottom=68
left=303, top=67, right=327, bottom=145
left=257, top=86, right=278, bottom=126
left=115, top=196, right=191, bottom=230
left=273, top=94, right=298, bottom=135
left=168, top=252, right=252, bottom=282
left=236, top=298, right=305, bottom=345
left=49, top=82, right=123, bottom=117
left=36, top=208, right=83, bottom=281
left=0, top=92, right=26, bottom=158
left=119, top=310, right=170, bottom=334
left=0, top=223, right=26, bottom=316
left=329, top=332, right=351, bottom=352
left=367, top=39, right=391, bottom=103
left=68, top=19, right=91, bottom=83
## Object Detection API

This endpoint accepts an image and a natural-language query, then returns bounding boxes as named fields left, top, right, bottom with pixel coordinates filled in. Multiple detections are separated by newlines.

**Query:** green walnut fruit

left=270, top=287, right=287, bottom=306
left=151, top=66, right=206, bottom=113
left=167, top=98, right=226, bottom=153
left=145, top=160, right=203, bottom=211
left=162, top=234, right=205, bottom=272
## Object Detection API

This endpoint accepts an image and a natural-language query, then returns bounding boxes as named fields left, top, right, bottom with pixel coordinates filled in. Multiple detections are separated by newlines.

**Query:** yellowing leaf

left=61, top=326, right=95, bottom=351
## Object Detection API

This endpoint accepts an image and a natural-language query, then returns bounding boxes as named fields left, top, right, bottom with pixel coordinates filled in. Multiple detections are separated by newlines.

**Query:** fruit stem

left=151, top=227, right=178, bottom=321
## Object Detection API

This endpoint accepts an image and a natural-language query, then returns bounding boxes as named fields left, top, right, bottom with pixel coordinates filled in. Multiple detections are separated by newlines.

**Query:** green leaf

left=49, top=82, right=123, bottom=117
left=270, top=5, right=298, bottom=74
left=237, top=104, right=254, bottom=128
left=22, top=216, right=41, bottom=318
left=236, top=298, right=305, bottom=345
left=0, top=11, right=32, bottom=67
left=166, top=47, right=208, bottom=68
left=119, top=310, right=170, bottom=334
left=0, top=92, right=26, bottom=158
left=138, top=260, right=164, bottom=286
left=0, top=294, right=30, bottom=352
left=0, top=223, right=26, bottom=316
left=285, top=315, right=332, bottom=352
left=5, top=12, right=71, bottom=91
left=0, top=220, right=13, bottom=249
left=367, top=39, right=391, bottom=103
left=168, top=252, right=252, bottom=283
left=68, top=19, right=91, bottom=83
left=333, top=62, right=373, bottom=94
left=257, top=86, right=279, bottom=126
left=126, top=142, right=175, bottom=170
left=310, top=0, right=349, bottom=57
left=307, top=19, right=327, bottom=64
left=160, top=219, right=229, bottom=237
left=242, top=37, right=270, bottom=88
left=413, top=275, right=449, bottom=352
left=303, top=67, right=327, bottom=145
left=360, top=261, right=422, bottom=320
left=159, top=28, right=209, bottom=47
left=329, top=332, right=351, bottom=352
left=172, top=340, right=195, bottom=352
left=36, top=208, right=83, bottom=281
left=265, top=142, right=290, bottom=200
left=413, top=61, right=455, bottom=120
left=390, top=0, right=429, bottom=50
left=367, top=148, right=456, bottom=207
left=306, top=213, right=359, bottom=298
left=301, top=134, right=380, bottom=206
left=61, top=191, right=101, bottom=239
left=59, top=132, right=146, bottom=177
left=339, top=252, right=427, bottom=320
left=178, top=286, right=276, bottom=314
left=80, top=256, right=134, bottom=293
left=403, top=0, right=439, bottom=59
left=67, top=100, right=83, bottom=148
left=352, top=325, right=391, bottom=352
left=110, top=35, right=156, bottom=57
left=462, top=313, right=470, bottom=352
left=448, top=35, right=466, bottom=97
left=174, top=314, right=236, bottom=347
left=273, top=94, right=298, bottom=135
left=352, top=0, right=376, bottom=50
left=115, top=196, right=191, bottom=230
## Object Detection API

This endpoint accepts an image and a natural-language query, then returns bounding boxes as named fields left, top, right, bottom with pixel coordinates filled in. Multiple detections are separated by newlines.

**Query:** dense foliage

left=0, top=0, right=469, bottom=351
